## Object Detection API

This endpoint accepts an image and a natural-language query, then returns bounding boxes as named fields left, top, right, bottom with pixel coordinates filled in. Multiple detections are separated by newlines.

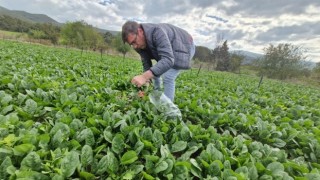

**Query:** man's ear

left=138, top=27, right=143, bottom=35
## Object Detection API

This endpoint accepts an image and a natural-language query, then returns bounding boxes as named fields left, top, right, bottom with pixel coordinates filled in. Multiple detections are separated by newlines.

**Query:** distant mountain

left=231, top=50, right=264, bottom=64
left=232, top=50, right=263, bottom=59
left=0, top=5, right=119, bottom=34
left=303, top=60, right=317, bottom=69
left=94, top=27, right=119, bottom=35
left=231, top=50, right=317, bottom=69
left=0, top=6, right=61, bottom=26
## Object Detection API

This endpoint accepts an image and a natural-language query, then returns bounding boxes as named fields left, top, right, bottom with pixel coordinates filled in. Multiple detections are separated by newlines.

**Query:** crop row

left=0, top=40, right=320, bottom=179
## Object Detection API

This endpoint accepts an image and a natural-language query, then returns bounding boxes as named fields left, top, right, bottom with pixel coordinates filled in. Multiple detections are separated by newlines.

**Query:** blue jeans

left=154, top=43, right=196, bottom=102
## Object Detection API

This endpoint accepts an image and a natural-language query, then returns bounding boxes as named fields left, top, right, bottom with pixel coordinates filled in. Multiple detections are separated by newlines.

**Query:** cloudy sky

left=1, top=0, right=320, bottom=62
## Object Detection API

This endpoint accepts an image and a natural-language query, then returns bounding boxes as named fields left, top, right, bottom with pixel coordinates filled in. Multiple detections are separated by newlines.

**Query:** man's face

left=127, top=28, right=146, bottom=49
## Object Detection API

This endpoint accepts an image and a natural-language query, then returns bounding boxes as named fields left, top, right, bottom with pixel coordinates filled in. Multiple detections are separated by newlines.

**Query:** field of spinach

left=0, top=40, right=320, bottom=180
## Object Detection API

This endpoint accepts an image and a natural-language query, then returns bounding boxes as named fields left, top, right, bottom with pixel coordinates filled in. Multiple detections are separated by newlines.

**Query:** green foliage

left=0, top=40, right=320, bottom=179
left=61, top=151, right=80, bottom=177
left=103, top=31, right=114, bottom=45
left=0, top=15, right=32, bottom=32
left=258, top=43, right=308, bottom=80
left=215, top=40, right=231, bottom=71
left=112, top=33, right=131, bottom=59
left=0, top=14, right=60, bottom=44
left=313, top=62, right=320, bottom=80
left=0, top=157, right=12, bottom=179
left=230, top=53, right=244, bottom=73
left=60, top=21, right=105, bottom=51
left=29, top=23, right=61, bottom=44
left=121, top=150, right=138, bottom=165
left=193, top=46, right=212, bottom=62
left=28, top=29, right=46, bottom=39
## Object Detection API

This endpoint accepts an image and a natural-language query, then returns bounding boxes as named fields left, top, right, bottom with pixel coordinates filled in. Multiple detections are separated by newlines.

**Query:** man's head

left=122, top=21, right=146, bottom=49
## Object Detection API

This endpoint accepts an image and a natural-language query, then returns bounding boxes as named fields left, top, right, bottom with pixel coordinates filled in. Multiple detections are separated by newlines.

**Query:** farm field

left=0, top=40, right=320, bottom=179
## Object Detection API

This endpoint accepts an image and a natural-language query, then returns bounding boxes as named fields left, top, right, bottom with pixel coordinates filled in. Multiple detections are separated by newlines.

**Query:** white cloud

left=1, top=0, right=319, bottom=62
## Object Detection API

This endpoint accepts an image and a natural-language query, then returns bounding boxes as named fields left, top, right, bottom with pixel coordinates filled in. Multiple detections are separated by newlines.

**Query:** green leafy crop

left=0, top=40, right=320, bottom=179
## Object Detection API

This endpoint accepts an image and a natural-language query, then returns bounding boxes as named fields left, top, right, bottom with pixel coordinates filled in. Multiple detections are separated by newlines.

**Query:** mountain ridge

left=0, top=5, right=116, bottom=34
left=0, top=6, right=61, bottom=25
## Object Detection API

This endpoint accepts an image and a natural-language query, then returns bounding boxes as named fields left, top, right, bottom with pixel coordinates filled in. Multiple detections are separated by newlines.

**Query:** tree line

left=193, top=38, right=320, bottom=82
left=0, top=15, right=130, bottom=58
left=1, top=15, right=319, bottom=82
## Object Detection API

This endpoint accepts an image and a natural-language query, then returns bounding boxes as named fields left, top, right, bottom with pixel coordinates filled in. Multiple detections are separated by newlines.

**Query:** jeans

left=154, top=42, right=196, bottom=102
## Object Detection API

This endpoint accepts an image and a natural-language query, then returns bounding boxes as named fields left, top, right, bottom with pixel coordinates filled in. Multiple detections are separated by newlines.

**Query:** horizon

left=1, top=1, right=320, bottom=63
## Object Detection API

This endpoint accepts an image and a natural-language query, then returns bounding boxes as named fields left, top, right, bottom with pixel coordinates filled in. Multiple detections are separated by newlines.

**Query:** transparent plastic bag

left=149, top=90, right=182, bottom=119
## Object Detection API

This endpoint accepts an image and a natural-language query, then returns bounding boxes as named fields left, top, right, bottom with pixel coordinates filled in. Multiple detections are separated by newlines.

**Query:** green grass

left=0, top=30, right=27, bottom=38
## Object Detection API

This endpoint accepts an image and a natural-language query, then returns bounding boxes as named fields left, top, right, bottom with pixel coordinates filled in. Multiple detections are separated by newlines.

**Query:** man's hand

left=131, top=75, right=148, bottom=87
left=131, top=70, right=154, bottom=87
left=138, top=90, right=145, bottom=98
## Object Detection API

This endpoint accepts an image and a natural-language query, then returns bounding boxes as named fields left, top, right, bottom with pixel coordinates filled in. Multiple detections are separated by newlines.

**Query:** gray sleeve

left=139, top=50, right=153, bottom=72
left=149, top=28, right=174, bottom=76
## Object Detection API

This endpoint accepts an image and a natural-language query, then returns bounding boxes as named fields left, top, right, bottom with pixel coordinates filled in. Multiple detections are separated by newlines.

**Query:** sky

left=1, top=0, right=320, bottom=62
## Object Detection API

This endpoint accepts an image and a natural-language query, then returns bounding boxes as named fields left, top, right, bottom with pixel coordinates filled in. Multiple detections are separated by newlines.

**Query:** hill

left=231, top=50, right=264, bottom=64
left=0, top=5, right=119, bottom=34
left=0, top=6, right=61, bottom=26
left=231, top=50, right=317, bottom=68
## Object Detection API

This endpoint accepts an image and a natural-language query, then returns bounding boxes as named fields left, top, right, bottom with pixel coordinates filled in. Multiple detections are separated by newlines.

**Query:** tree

left=0, top=15, right=31, bottom=33
left=103, top=31, right=114, bottom=45
left=193, top=46, right=212, bottom=62
left=30, top=23, right=60, bottom=44
left=215, top=40, right=231, bottom=71
left=112, top=33, right=131, bottom=59
left=60, top=21, right=84, bottom=48
left=314, top=62, right=320, bottom=73
left=0, top=15, right=60, bottom=44
left=230, top=53, right=244, bottom=73
left=258, top=43, right=307, bottom=80
left=60, top=21, right=105, bottom=55
left=28, top=29, right=46, bottom=42
left=85, top=28, right=104, bottom=50
left=314, top=62, right=320, bottom=80
left=39, top=23, right=60, bottom=44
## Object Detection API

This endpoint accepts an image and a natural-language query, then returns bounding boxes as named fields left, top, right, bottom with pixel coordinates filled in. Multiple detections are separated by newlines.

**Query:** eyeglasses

left=128, top=34, right=138, bottom=47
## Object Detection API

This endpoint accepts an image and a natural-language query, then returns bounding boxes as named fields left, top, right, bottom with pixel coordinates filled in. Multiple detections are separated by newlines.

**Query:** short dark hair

left=122, top=21, right=140, bottom=43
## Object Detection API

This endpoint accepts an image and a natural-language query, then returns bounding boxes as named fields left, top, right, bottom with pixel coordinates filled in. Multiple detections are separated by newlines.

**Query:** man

left=122, top=21, right=195, bottom=102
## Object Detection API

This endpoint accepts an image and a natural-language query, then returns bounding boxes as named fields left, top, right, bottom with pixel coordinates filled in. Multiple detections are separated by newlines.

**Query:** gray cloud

left=206, top=15, right=228, bottom=23
left=142, top=0, right=218, bottom=17
left=220, top=0, right=320, bottom=17
left=256, top=22, right=320, bottom=42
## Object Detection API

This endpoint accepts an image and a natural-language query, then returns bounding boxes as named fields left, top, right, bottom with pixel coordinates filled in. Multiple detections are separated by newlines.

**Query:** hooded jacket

left=136, top=23, right=194, bottom=76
